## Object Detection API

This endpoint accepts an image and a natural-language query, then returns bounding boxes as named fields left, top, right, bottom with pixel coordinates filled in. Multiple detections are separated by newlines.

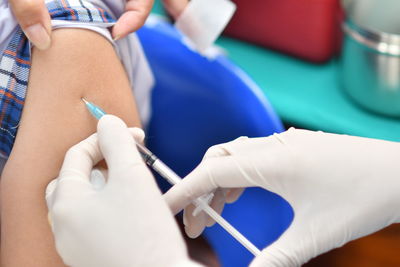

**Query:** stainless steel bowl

left=340, top=0, right=400, bottom=116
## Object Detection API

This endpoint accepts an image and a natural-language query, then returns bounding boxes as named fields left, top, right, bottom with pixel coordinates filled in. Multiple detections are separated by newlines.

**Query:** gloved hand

left=164, top=128, right=400, bottom=266
left=46, top=115, right=200, bottom=267
left=9, top=0, right=51, bottom=50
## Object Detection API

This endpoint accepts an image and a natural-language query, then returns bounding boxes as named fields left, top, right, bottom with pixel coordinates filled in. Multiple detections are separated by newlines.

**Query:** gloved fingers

left=46, top=177, right=95, bottom=224
left=204, top=188, right=244, bottom=227
left=9, top=0, right=51, bottom=50
left=162, top=0, right=188, bottom=19
left=165, top=156, right=254, bottom=215
left=128, top=127, right=145, bottom=144
left=226, top=188, right=245, bottom=203
left=112, top=0, right=154, bottom=40
left=45, top=178, right=58, bottom=205
left=204, top=136, right=250, bottom=157
left=45, top=177, right=93, bottom=211
left=184, top=190, right=226, bottom=237
left=97, top=115, right=151, bottom=188
left=205, top=188, right=226, bottom=227
left=90, top=168, right=108, bottom=190
left=49, top=127, right=144, bottom=197
left=164, top=168, right=215, bottom=215
left=183, top=204, right=209, bottom=238
left=54, top=133, right=102, bottom=198
left=59, top=133, right=102, bottom=177
left=182, top=188, right=227, bottom=232
left=202, top=144, right=230, bottom=159
left=202, top=137, right=248, bottom=159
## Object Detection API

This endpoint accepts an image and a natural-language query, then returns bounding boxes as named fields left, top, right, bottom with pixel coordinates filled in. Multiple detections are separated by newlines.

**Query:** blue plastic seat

left=137, top=17, right=294, bottom=267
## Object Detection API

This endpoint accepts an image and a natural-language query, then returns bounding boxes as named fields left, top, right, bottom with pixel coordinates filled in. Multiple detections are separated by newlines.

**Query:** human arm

left=164, top=128, right=400, bottom=266
left=0, top=28, right=142, bottom=266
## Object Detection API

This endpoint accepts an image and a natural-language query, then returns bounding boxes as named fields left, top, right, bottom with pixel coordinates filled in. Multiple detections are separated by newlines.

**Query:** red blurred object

left=224, top=0, right=344, bottom=63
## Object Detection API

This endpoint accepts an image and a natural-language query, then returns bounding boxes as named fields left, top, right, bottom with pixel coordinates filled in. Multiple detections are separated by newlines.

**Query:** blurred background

left=145, top=0, right=400, bottom=266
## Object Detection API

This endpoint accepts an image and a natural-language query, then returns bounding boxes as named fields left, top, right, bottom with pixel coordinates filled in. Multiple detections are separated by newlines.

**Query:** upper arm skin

left=0, top=29, right=141, bottom=266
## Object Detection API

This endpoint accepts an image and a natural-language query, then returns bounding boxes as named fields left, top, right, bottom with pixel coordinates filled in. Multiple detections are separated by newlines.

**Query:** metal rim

left=343, top=21, right=400, bottom=56
left=343, top=1, right=400, bottom=56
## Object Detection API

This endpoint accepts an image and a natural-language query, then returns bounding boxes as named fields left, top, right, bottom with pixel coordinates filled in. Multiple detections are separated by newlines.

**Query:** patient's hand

left=112, top=0, right=189, bottom=40
left=112, top=0, right=155, bottom=40
left=162, top=0, right=189, bottom=19
left=9, top=0, right=51, bottom=50
left=9, top=0, right=189, bottom=49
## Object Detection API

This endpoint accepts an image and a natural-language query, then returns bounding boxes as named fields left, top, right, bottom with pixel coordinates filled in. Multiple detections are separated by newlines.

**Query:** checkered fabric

left=0, top=0, right=115, bottom=157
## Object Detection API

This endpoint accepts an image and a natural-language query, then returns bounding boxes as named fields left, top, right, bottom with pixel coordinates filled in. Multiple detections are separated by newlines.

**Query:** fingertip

left=24, top=22, right=51, bottom=50
left=97, top=115, right=145, bottom=176
left=111, top=25, right=127, bottom=41
left=185, top=226, right=202, bottom=239
left=129, top=127, right=145, bottom=143
left=205, top=220, right=216, bottom=228
left=165, top=164, right=218, bottom=214
left=61, top=133, right=102, bottom=176
left=163, top=0, right=189, bottom=19
left=226, top=188, right=245, bottom=203
left=97, top=114, right=127, bottom=132
left=183, top=205, right=208, bottom=238
left=113, top=12, right=144, bottom=39
left=205, top=189, right=225, bottom=227
left=97, top=115, right=130, bottom=145
left=90, top=168, right=107, bottom=190
left=44, top=16, right=52, bottom=35
left=204, top=144, right=229, bottom=159
left=45, top=179, right=58, bottom=202
left=164, top=187, right=189, bottom=215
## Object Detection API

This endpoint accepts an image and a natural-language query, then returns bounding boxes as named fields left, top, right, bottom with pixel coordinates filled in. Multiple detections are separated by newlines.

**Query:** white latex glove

left=46, top=115, right=201, bottom=267
left=165, top=128, right=400, bottom=266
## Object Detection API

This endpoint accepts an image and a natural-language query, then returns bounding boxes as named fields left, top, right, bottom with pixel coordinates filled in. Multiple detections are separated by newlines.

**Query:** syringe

left=82, top=98, right=261, bottom=256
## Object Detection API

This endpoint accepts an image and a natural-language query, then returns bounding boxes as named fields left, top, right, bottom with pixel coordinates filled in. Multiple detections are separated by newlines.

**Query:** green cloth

left=151, top=3, right=400, bottom=142
left=216, top=38, right=400, bottom=142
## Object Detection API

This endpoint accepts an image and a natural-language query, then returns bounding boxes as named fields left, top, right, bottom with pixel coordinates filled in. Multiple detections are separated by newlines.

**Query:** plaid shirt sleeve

left=0, top=0, right=116, bottom=157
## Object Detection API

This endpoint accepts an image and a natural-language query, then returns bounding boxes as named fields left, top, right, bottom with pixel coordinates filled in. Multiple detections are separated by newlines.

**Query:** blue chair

left=137, top=17, right=294, bottom=267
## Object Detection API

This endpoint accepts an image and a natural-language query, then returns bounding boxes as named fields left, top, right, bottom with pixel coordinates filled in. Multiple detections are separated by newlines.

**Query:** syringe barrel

left=150, top=159, right=261, bottom=256
left=151, top=160, right=183, bottom=185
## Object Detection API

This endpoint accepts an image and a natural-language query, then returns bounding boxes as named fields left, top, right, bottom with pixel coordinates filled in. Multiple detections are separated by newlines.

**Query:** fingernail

left=24, top=23, right=51, bottom=50
left=113, top=35, right=121, bottom=41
